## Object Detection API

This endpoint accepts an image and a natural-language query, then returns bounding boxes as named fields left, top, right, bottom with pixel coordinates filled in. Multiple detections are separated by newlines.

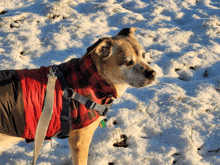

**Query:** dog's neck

left=89, top=53, right=128, bottom=98
left=112, top=83, right=129, bottom=97
left=79, top=54, right=117, bottom=98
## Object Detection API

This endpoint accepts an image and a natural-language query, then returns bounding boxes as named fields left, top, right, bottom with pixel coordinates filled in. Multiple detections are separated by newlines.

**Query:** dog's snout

left=144, top=70, right=156, bottom=79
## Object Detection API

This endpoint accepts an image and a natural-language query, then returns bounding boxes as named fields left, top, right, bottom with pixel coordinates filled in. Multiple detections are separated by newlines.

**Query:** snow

left=0, top=0, right=220, bottom=164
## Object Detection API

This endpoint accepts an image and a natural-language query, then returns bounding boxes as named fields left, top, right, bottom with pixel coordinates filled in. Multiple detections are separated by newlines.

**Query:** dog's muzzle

left=144, top=70, right=156, bottom=80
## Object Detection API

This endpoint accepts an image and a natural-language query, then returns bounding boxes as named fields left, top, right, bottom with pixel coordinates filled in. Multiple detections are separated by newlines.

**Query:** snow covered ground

left=0, top=0, right=220, bottom=164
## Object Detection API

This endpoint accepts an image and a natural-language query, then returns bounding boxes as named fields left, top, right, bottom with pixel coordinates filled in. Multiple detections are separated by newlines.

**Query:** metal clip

left=48, top=65, right=58, bottom=78
left=63, top=88, right=75, bottom=99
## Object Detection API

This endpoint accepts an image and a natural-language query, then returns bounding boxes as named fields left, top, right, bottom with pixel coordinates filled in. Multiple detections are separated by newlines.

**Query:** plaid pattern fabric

left=16, top=54, right=116, bottom=141
left=61, top=54, right=117, bottom=130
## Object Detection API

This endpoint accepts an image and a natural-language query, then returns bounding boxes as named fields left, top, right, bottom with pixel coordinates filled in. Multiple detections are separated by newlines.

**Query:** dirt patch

left=113, top=135, right=128, bottom=148
left=0, top=11, right=8, bottom=15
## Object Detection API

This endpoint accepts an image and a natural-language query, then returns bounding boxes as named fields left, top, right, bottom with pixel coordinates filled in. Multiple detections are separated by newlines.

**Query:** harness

left=53, top=65, right=113, bottom=138
left=32, top=62, right=114, bottom=165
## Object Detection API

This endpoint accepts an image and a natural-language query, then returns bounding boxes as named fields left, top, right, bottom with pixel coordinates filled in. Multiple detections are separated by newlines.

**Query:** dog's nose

left=144, top=70, right=156, bottom=79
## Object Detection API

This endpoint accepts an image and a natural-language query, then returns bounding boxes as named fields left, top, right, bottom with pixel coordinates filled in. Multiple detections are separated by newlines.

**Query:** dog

left=0, top=27, right=155, bottom=165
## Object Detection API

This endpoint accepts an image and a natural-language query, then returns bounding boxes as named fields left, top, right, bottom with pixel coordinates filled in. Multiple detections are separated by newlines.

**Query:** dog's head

left=87, top=27, right=156, bottom=96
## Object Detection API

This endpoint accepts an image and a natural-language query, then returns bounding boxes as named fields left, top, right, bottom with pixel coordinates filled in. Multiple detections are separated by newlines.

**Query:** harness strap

left=32, top=69, right=57, bottom=165
left=50, top=65, right=72, bottom=139
left=67, top=88, right=113, bottom=116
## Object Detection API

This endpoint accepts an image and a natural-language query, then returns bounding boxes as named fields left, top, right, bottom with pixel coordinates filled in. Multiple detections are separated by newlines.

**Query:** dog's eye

left=142, top=52, right=145, bottom=59
left=125, top=60, right=134, bottom=66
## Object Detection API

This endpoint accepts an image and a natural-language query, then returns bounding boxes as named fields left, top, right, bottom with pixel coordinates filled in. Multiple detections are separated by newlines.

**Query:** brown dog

left=0, top=27, right=155, bottom=165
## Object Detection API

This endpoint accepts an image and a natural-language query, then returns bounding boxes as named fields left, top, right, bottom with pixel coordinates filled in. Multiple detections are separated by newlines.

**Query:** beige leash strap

left=32, top=68, right=57, bottom=165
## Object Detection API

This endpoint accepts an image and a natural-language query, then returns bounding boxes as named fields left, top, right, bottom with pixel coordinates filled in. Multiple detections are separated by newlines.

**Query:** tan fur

left=68, top=117, right=102, bottom=165
left=0, top=27, right=155, bottom=165
left=0, top=133, right=24, bottom=152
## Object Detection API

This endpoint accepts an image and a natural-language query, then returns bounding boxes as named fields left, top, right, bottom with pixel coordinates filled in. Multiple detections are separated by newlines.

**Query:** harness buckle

left=85, top=100, right=96, bottom=110
left=100, top=107, right=109, bottom=116
left=51, top=65, right=58, bottom=73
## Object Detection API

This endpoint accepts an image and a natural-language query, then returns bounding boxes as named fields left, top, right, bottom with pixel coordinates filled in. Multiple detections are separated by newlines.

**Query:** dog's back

left=0, top=70, right=26, bottom=152
left=0, top=70, right=25, bottom=137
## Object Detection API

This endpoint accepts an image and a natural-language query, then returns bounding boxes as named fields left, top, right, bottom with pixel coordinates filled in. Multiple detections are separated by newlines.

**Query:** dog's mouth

left=135, top=78, right=155, bottom=88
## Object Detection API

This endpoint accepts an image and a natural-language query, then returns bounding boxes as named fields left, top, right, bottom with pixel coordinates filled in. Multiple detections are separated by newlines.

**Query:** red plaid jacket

left=11, top=54, right=116, bottom=140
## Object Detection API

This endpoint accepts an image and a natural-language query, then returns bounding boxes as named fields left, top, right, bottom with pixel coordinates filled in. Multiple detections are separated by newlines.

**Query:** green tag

left=100, top=120, right=106, bottom=128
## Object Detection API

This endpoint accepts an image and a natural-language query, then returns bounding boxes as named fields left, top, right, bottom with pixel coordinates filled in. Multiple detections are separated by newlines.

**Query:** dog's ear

left=117, top=27, right=137, bottom=36
left=86, top=37, right=113, bottom=60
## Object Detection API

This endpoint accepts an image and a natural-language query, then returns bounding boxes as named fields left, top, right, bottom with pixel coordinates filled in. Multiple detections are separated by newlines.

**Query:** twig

left=158, top=100, right=170, bottom=105
left=145, top=101, right=152, bottom=116
left=127, top=122, right=138, bottom=129
left=208, top=148, right=220, bottom=153
left=213, top=104, right=220, bottom=111
left=149, top=0, right=158, bottom=9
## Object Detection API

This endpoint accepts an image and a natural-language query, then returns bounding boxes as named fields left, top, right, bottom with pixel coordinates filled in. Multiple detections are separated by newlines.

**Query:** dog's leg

left=0, top=133, right=24, bottom=152
left=68, top=117, right=101, bottom=165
